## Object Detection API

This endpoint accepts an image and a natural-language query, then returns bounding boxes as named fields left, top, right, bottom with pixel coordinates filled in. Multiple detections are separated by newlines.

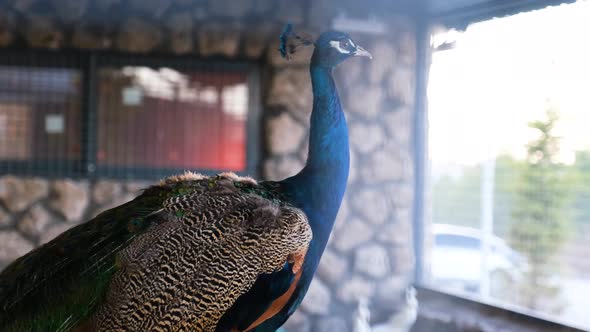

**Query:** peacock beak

left=353, top=45, right=372, bottom=59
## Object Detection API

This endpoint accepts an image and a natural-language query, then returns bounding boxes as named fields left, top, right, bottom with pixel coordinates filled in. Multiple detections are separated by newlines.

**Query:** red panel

left=97, top=67, right=248, bottom=171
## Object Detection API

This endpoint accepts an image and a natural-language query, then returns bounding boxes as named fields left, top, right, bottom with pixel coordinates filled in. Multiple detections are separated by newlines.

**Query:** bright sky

left=428, top=0, right=590, bottom=174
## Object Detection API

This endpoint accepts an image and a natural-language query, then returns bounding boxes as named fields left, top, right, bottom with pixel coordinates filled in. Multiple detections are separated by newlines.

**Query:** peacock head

left=279, top=24, right=372, bottom=68
left=312, top=31, right=372, bottom=68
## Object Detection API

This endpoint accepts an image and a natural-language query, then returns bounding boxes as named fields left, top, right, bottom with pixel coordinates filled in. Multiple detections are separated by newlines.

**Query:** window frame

left=0, top=49, right=262, bottom=180
left=414, top=1, right=589, bottom=331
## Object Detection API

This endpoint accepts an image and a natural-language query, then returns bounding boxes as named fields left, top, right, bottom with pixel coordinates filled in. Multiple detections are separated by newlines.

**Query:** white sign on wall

left=45, top=114, right=64, bottom=134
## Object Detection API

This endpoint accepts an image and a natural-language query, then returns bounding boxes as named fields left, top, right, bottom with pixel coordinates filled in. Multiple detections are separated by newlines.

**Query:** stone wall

left=0, top=176, right=148, bottom=264
left=0, top=1, right=418, bottom=330
left=266, top=26, right=417, bottom=331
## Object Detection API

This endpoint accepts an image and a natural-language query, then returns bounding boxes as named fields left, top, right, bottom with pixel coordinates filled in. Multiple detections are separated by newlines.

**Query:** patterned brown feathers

left=91, top=172, right=312, bottom=331
left=0, top=172, right=311, bottom=332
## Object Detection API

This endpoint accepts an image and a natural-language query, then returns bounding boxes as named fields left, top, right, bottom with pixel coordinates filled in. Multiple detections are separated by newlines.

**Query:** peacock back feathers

left=0, top=172, right=312, bottom=332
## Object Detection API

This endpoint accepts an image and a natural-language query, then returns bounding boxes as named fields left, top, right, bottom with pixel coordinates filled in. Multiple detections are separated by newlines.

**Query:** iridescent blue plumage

left=278, top=23, right=293, bottom=58
left=218, top=27, right=372, bottom=331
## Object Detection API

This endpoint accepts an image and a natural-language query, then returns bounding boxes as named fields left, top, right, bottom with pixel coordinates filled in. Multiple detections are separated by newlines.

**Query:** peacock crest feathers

left=279, top=23, right=314, bottom=60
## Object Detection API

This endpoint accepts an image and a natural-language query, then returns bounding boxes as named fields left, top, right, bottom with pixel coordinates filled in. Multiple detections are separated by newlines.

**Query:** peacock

left=0, top=25, right=372, bottom=332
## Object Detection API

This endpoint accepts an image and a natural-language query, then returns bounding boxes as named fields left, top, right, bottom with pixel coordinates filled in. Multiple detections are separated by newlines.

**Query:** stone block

left=129, top=0, right=172, bottom=18
left=276, top=0, right=305, bottom=24
left=263, top=156, right=303, bottom=181
left=317, top=249, right=348, bottom=285
left=300, top=278, right=331, bottom=315
left=355, top=244, right=390, bottom=278
left=252, top=0, right=274, bottom=15
left=333, top=198, right=349, bottom=232
left=11, top=0, right=37, bottom=13
left=350, top=122, right=385, bottom=155
left=198, top=23, right=241, bottom=57
left=337, top=276, right=375, bottom=304
left=386, top=184, right=414, bottom=209
left=283, top=310, right=311, bottom=332
left=361, top=145, right=412, bottom=183
left=208, top=0, right=255, bottom=18
left=126, top=181, right=151, bottom=194
left=92, top=180, right=123, bottom=205
left=267, top=68, right=313, bottom=122
left=72, top=22, right=112, bottom=50
left=243, top=24, right=273, bottom=58
left=52, top=0, right=88, bottom=23
left=0, top=207, right=10, bottom=227
left=308, top=0, right=337, bottom=30
left=23, top=15, right=63, bottom=49
left=398, top=30, right=416, bottom=66
left=90, top=193, right=136, bottom=218
left=0, top=8, right=16, bottom=47
left=0, top=231, right=34, bottom=262
left=367, top=41, right=397, bottom=84
left=40, top=222, right=75, bottom=244
left=345, top=83, right=383, bottom=119
left=49, top=180, right=89, bottom=222
left=117, top=17, right=162, bottom=53
left=266, top=112, right=306, bottom=155
left=332, top=218, right=374, bottom=253
left=383, top=106, right=412, bottom=148
left=388, top=65, right=415, bottom=107
left=377, top=211, right=412, bottom=246
left=0, top=176, right=49, bottom=213
left=375, top=275, right=411, bottom=305
left=165, top=12, right=194, bottom=54
left=315, top=317, right=349, bottom=332
left=348, top=150, right=358, bottom=184
left=352, top=188, right=389, bottom=226
left=18, top=204, right=53, bottom=239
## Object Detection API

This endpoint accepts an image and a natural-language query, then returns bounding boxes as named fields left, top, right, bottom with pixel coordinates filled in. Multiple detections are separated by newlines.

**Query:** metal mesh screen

left=96, top=66, right=248, bottom=176
left=426, top=2, right=590, bottom=330
left=0, top=52, right=256, bottom=180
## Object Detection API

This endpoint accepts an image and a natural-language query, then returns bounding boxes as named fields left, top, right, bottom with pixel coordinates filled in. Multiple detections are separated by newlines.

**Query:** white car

left=430, top=223, right=526, bottom=295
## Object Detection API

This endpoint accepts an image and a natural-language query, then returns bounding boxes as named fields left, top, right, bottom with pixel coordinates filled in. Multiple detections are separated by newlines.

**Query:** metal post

left=412, top=15, right=431, bottom=285
left=480, top=136, right=496, bottom=299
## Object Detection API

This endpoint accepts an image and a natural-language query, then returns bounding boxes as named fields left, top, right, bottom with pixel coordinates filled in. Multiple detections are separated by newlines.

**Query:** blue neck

left=282, top=64, right=350, bottom=262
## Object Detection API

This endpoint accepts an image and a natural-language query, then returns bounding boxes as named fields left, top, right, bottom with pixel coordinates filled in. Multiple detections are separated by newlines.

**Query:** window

left=96, top=65, right=249, bottom=176
left=425, top=1, right=590, bottom=330
left=0, top=52, right=259, bottom=179
left=0, top=65, right=83, bottom=174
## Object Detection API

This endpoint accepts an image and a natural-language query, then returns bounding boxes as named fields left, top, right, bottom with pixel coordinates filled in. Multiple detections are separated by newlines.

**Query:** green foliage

left=0, top=185, right=170, bottom=331
left=570, top=150, right=590, bottom=226
left=431, top=155, right=523, bottom=237
left=509, top=109, right=572, bottom=312
left=432, top=165, right=481, bottom=228
left=431, top=108, right=590, bottom=313
left=492, top=155, right=523, bottom=237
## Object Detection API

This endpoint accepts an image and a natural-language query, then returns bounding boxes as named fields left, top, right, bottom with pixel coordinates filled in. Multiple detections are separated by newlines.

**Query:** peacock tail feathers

left=0, top=172, right=312, bottom=332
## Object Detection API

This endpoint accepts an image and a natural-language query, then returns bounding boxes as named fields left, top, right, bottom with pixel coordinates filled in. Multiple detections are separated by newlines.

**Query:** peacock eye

left=340, top=40, right=349, bottom=49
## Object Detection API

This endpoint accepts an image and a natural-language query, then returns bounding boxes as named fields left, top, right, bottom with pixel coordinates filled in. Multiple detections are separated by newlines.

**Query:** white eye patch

left=329, top=40, right=351, bottom=54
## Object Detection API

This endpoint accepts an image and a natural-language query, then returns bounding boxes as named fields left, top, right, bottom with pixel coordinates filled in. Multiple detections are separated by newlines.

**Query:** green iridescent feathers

left=0, top=185, right=167, bottom=331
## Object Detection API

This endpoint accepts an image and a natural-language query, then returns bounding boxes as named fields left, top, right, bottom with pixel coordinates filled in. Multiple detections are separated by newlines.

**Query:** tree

left=431, top=165, right=482, bottom=229
left=509, top=109, right=572, bottom=313
left=569, top=150, right=590, bottom=227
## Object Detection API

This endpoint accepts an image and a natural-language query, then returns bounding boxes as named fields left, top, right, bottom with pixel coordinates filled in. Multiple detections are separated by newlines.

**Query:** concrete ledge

left=412, top=287, right=586, bottom=332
